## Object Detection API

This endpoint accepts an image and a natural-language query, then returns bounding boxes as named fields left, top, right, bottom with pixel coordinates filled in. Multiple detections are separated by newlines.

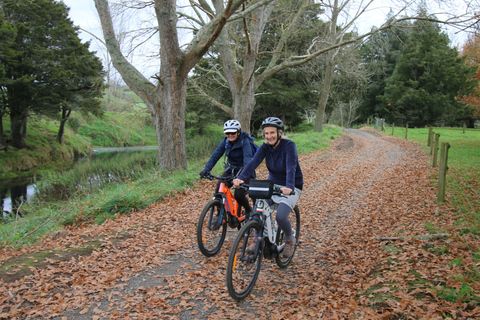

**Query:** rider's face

left=263, top=127, right=279, bottom=145
left=226, top=131, right=239, bottom=142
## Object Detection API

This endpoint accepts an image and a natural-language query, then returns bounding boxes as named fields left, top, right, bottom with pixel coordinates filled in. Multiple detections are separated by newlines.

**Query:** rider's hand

left=233, top=179, right=244, bottom=187
left=199, top=170, right=208, bottom=178
left=281, top=187, right=293, bottom=195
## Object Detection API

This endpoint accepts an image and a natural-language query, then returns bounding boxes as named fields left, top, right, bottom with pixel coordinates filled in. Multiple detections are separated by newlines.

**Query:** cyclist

left=233, top=116, right=303, bottom=258
left=200, top=120, right=255, bottom=218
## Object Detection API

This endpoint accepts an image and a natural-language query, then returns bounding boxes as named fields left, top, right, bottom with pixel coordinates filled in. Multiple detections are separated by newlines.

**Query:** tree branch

left=94, top=0, right=155, bottom=107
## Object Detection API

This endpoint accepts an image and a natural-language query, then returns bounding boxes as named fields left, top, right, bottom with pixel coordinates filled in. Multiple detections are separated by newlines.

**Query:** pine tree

left=380, top=18, right=476, bottom=127
left=0, top=0, right=104, bottom=149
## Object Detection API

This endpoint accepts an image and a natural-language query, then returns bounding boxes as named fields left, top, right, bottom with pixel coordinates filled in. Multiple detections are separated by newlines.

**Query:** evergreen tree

left=380, top=18, right=476, bottom=127
left=0, top=0, right=104, bottom=149
left=359, top=18, right=412, bottom=123
left=0, top=18, right=16, bottom=149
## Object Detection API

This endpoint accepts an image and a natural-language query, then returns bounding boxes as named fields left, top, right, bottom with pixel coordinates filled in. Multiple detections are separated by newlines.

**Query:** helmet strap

left=271, top=129, right=281, bottom=148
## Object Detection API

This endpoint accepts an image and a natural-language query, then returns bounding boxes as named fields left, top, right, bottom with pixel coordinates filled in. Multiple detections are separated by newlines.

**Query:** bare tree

left=190, top=0, right=478, bottom=132
left=93, top=0, right=249, bottom=170
left=329, top=99, right=361, bottom=128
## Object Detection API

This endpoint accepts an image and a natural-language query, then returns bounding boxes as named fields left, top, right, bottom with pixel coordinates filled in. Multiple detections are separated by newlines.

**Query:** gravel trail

left=1, top=128, right=455, bottom=319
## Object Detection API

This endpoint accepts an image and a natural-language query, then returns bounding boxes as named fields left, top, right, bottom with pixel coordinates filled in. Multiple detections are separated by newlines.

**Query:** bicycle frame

left=226, top=180, right=300, bottom=300
left=215, top=182, right=237, bottom=222
left=210, top=175, right=246, bottom=227
left=254, top=199, right=278, bottom=244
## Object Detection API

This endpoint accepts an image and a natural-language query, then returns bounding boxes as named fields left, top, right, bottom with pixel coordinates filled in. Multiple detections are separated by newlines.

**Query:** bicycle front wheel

left=196, top=199, right=227, bottom=257
left=226, top=219, right=263, bottom=301
left=275, top=205, right=300, bottom=268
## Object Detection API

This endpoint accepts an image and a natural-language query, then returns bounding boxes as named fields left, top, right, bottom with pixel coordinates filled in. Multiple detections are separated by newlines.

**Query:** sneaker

left=246, top=237, right=258, bottom=254
left=282, top=238, right=295, bottom=258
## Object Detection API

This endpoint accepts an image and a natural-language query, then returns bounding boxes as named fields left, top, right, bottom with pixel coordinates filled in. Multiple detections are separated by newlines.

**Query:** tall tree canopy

left=359, top=18, right=412, bottom=123
left=0, top=0, right=104, bottom=149
left=379, top=18, right=476, bottom=127
left=459, top=33, right=480, bottom=124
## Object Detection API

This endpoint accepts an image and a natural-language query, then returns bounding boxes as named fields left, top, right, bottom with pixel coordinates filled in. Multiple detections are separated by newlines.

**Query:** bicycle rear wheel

left=196, top=199, right=227, bottom=257
left=275, top=205, right=300, bottom=268
left=226, top=219, right=263, bottom=301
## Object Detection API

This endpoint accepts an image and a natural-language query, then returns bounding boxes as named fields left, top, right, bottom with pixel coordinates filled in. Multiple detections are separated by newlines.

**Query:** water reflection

left=1, top=146, right=158, bottom=216
left=1, top=178, right=35, bottom=216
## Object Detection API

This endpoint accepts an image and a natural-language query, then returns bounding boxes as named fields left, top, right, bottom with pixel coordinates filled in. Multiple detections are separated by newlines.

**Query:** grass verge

left=359, top=125, right=480, bottom=313
left=0, top=124, right=343, bottom=248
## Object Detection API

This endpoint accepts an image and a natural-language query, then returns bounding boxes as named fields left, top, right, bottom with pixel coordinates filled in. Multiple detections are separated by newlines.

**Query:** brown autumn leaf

left=0, top=128, right=478, bottom=319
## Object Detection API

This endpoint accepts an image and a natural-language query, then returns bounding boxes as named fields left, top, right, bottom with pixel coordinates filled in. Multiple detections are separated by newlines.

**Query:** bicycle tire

left=275, top=205, right=300, bottom=268
left=226, top=219, right=263, bottom=301
left=196, top=199, right=227, bottom=257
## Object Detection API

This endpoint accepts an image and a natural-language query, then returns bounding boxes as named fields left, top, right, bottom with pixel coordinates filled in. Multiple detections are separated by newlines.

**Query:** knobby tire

left=196, top=199, right=227, bottom=257
left=226, top=219, right=263, bottom=301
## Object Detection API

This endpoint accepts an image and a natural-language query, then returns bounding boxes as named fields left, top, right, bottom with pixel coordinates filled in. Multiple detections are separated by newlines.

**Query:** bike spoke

left=226, top=221, right=262, bottom=301
left=197, top=200, right=227, bottom=257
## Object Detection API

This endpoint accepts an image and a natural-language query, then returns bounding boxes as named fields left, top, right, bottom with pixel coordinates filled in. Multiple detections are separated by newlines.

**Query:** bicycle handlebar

left=202, top=172, right=236, bottom=182
left=239, top=183, right=295, bottom=196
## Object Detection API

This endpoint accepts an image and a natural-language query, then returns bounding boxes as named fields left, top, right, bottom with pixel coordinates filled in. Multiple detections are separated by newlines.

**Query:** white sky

left=62, top=0, right=471, bottom=78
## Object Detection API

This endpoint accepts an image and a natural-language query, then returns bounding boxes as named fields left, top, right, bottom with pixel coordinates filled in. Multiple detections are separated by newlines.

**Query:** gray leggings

left=275, top=203, right=294, bottom=240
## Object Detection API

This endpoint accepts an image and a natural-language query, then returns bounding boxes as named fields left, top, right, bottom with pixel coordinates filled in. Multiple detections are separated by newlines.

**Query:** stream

left=1, top=146, right=158, bottom=215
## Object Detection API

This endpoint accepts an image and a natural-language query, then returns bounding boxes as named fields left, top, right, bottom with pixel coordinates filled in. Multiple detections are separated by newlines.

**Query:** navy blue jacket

left=238, top=139, right=303, bottom=191
left=204, top=131, right=254, bottom=175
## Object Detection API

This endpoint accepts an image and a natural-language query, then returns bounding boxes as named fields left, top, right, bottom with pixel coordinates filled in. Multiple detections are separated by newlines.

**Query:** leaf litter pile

left=1, top=128, right=479, bottom=319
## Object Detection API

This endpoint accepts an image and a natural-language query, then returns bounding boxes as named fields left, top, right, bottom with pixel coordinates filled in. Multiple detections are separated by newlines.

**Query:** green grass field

left=386, top=125, right=480, bottom=233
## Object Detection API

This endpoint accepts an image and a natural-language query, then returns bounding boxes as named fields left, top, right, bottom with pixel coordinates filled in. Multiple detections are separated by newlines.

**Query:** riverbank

left=0, top=124, right=343, bottom=248
left=0, top=112, right=158, bottom=180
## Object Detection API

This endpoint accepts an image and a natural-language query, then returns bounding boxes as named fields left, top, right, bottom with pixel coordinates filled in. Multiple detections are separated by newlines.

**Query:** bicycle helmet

left=224, top=120, right=241, bottom=133
left=261, top=117, right=284, bottom=130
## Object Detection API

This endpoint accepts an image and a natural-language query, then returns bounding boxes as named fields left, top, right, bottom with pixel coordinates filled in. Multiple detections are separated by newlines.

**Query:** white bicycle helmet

left=224, top=120, right=241, bottom=133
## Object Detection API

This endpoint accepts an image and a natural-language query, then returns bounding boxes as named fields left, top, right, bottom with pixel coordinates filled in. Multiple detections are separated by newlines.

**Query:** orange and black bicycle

left=197, top=173, right=248, bottom=257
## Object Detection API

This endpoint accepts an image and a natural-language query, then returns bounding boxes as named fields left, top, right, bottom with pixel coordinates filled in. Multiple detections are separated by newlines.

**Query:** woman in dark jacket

left=200, top=120, right=255, bottom=216
left=233, top=117, right=303, bottom=258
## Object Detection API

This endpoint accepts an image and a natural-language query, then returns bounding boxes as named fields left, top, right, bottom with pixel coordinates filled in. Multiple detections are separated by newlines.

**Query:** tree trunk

left=215, top=1, right=274, bottom=134
left=94, top=0, right=245, bottom=171
left=231, top=82, right=256, bottom=134
left=22, top=116, right=27, bottom=139
left=156, top=76, right=188, bottom=170
left=57, top=107, right=71, bottom=144
left=314, top=0, right=339, bottom=133
left=0, top=112, right=6, bottom=150
left=10, top=107, right=29, bottom=149
left=314, top=51, right=335, bottom=132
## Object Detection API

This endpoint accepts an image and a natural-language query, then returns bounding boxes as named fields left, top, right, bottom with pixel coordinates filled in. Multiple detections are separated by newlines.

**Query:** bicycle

left=226, top=179, right=301, bottom=301
left=196, top=172, right=248, bottom=257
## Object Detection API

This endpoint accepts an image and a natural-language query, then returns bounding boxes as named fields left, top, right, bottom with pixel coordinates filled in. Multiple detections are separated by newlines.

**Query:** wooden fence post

left=432, top=133, right=440, bottom=167
left=430, top=131, right=435, bottom=155
left=463, top=122, right=466, bottom=134
left=437, top=142, right=450, bottom=204
left=391, top=123, right=395, bottom=136
left=405, top=123, right=408, bottom=139
left=427, top=128, right=432, bottom=147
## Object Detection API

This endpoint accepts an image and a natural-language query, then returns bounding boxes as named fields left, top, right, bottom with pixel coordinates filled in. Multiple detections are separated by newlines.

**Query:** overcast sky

left=62, top=0, right=470, bottom=79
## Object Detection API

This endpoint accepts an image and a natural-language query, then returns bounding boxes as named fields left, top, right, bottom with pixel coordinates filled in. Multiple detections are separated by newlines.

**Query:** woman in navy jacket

left=233, top=117, right=303, bottom=258
left=200, top=120, right=255, bottom=216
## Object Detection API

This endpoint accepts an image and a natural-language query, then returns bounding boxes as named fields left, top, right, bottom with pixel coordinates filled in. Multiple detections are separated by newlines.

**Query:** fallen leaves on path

left=1, top=128, right=479, bottom=319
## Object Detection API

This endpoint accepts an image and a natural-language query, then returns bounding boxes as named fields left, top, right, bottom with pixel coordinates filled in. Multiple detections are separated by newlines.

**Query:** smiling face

left=263, top=126, right=280, bottom=146
left=225, top=131, right=239, bottom=142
